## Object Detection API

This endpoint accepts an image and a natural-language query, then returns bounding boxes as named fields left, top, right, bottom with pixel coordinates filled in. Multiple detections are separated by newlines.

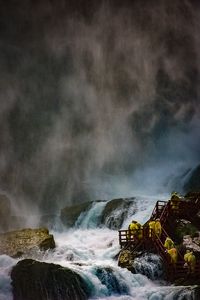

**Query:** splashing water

left=0, top=195, right=198, bottom=299
left=0, top=255, right=18, bottom=300
left=75, top=201, right=107, bottom=229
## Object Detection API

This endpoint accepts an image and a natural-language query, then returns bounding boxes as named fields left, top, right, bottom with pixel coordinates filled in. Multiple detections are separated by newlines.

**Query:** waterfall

left=75, top=201, right=107, bottom=229
left=0, top=255, right=18, bottom=300
left=0, top=196, right=199, bottom=299
left=133, top=253, right=164, bottom=281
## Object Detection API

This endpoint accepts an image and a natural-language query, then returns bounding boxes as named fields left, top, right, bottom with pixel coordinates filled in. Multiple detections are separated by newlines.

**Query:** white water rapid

left=0, top=195, right=198, bottom=299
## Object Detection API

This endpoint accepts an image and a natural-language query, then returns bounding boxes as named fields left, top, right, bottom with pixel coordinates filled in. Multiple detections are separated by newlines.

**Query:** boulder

left=60, top=198, right=136, bottom=230
left=0, top=228, right=55, bottom=257
left=101, top=197, right=136, bottom=230
left=182, top=192, right=200, bottom=229
left=173, top=219, right=199, bottom=244
left=11, top=259, right=90, bottom=300
left=94, top=266, right=128, bottom=295
left=185, top=191, right=200, bottom=201
left=60, top=201, right=93, bottom=227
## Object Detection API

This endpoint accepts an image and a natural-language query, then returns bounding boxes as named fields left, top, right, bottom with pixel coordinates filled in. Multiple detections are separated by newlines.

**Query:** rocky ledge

left=60, top=197, right=136, bottom=230
left=0, top=227, right=55, bottom=257
left=11, top=259, right=90, bottom=300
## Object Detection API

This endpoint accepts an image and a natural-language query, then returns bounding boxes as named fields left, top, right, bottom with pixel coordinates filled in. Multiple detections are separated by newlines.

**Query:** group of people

left=164, top=237, right=178, bottom=265
left=127, top=218, right=197, bottom=275
left=164, top=236, right=196, bottom=274
left=127, top=218, right=162, bottom=241
left=148, top=218, right=162, bottom=238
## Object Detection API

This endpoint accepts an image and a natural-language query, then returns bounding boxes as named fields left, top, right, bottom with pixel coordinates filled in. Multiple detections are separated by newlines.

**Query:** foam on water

left=75, top=201, right=107, bottom=229
left=0, top=255, right=18, bottom=300
left=0, top=194, right=197, bottom=299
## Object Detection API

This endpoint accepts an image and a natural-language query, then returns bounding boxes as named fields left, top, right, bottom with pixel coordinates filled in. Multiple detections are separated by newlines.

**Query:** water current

left=0, top=195, right=197, bottom=299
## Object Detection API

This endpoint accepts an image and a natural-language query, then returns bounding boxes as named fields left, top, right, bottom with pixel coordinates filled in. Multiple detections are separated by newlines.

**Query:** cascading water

left=75, top=201, right=107, bottom=229
left=1, top=0, right=200, bottom=298
left=0, top=195, right=198, bottom=299
left=0, top=255, right=18, bottom=300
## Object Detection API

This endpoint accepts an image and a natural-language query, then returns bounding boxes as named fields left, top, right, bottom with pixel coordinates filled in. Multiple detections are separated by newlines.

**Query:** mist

left=0, top=0, right=200, bottom=215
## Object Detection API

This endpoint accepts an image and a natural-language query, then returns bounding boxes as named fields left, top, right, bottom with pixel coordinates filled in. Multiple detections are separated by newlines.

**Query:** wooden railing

left=151, top=201, right=167, bottom=220
left=118, top=197, right=200, bottom=281
left=118, top=230, right=134, bottom=248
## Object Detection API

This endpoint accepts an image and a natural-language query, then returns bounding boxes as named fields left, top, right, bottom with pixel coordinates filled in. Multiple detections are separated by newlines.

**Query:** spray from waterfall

left=0, top=0, right=199, bottom=220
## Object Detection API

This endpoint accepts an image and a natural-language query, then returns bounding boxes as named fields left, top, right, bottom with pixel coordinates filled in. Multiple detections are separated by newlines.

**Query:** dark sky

left=0, top=0, right=200, bottom=214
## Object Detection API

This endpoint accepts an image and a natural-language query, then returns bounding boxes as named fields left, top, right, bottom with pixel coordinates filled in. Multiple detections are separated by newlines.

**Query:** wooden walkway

left=118, top=197, right=200, bottom=281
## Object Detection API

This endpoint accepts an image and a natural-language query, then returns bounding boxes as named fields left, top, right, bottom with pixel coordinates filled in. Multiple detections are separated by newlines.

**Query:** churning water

left=0, top=195, right=197, bottom=299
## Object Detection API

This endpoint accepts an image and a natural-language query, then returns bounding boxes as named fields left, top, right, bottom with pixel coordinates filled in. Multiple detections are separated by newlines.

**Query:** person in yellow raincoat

left=148, top=220, right=156, bottom=237
left=154, top=218, right=162, bottom=238
left=184, top=250, right=196, bottom=274
left=127, top=220, right=139, bottom=240
left=135, top=221, right=143, bottom=240
left=170, top=191, right=181, bottom=212
left=184, top=249, right=191, bottom=263
left=164, top=237, right=174, bottom=250
left=168, top=247, right=178, bottom=264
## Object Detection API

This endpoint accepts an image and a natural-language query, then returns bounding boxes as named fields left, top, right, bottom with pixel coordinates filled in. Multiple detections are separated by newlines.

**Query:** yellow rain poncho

left=168, top=247, right=177, bottom=264
left=154, top=219, right=162, bottom=238
left=148, top=220, right=155, bottom=237
left=127, top=221, right=139, bottom=240
left=184, top=251, right=196, bottom=273
left=164, top=237, right=174, bottom=250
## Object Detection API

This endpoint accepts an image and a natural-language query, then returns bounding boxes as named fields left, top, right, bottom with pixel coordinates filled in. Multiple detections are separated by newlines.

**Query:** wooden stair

left=118, top=196, right=200, bottom=281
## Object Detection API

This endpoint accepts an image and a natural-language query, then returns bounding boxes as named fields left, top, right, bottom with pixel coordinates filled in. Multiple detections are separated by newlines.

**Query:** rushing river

left=0, top=195, right=198, bottom=299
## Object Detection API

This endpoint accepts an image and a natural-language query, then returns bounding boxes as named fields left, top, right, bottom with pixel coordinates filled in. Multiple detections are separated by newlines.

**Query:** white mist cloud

left=0, top=0, right=199, bottom=216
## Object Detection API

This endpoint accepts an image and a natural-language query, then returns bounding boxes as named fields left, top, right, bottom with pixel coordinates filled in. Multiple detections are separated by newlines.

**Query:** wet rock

left=173, top=219, right=199, bottom=244
left=0, top=228, right=55, bottom=257
left=101, top=197, right=136, bottom=230
left=94, top=266, right=128, bottom=295
left=11, top=259, right=90, bottom=300
left=182, top=234, right=200, bottom=254
left=185, top=191, right=200, bottom=201
left=118, top=249, right=134, bottom=269
left=60, top=198, right=136, bottom=230
left=60, top=201, right=92, bottom=227
left=183, top=192, right=200, bottom=229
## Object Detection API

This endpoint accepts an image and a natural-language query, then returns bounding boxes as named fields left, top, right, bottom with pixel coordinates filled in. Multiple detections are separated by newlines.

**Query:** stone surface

left=60, top=201, right=92, bottom=227
left=101, top=197, right=136, bottom=230
left=60, top=197, right=136, bottom=230
left=11, top=259, right=90, bottom=300
left=0, top=228, right=55, bottom=257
